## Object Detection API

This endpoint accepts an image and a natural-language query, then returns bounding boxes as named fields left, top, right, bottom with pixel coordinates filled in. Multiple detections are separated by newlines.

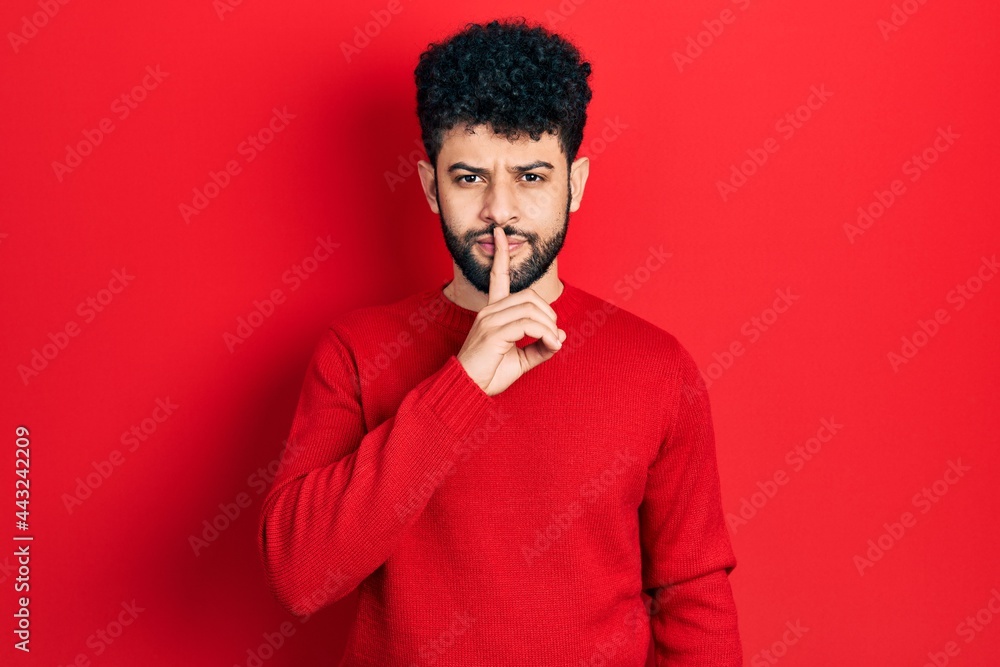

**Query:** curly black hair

left=414, top=17, right=593, bottom=170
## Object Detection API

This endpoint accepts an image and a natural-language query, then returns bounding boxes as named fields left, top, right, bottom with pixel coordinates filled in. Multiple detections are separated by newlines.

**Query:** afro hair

left=414, top=17, right=593, bottom=170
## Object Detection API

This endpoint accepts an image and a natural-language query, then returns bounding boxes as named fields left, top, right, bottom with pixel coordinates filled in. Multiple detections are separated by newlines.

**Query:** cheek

left=524, top=187, right=564, bottom=218
left=444, top=199, right=479, bottom=224
left=442, top=185, right=474, bottom=206
left=440, top=195, right=481, bottom=231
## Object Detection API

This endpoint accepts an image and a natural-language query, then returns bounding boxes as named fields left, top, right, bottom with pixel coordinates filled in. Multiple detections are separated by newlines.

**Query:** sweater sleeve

left=639, top=340, right=742, bottom=666
left=256, top=324, right=496, bottom=616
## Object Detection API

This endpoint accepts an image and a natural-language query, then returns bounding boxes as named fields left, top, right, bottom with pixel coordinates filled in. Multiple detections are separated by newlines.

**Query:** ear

left=568, top=156, right=590, bottom=213
left=417, top=159, right=440, bottom=214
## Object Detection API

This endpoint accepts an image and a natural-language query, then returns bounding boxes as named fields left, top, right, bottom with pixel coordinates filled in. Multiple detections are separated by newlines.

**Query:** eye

left=454, top=173, right=545, bottom=184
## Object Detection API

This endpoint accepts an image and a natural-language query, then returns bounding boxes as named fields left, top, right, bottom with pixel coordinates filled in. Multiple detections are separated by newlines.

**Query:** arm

left=639, top=341, right=742, bottom=666
left=256, top=324, right=495, bottom=616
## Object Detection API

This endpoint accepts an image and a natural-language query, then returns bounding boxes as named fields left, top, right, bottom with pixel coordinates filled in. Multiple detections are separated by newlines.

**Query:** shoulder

left=568, top=286, right=709, bottom=447
left=568, top=282, right=695, bottom=371
left=319, top=288, right=433, bottom=348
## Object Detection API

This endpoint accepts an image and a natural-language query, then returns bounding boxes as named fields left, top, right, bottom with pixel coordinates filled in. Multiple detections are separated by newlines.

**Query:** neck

left=444, top=268, right=563, bottom=312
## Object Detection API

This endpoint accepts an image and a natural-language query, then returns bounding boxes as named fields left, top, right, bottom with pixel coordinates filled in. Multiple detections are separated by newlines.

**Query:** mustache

left=466, top=230, right=534, bottom=243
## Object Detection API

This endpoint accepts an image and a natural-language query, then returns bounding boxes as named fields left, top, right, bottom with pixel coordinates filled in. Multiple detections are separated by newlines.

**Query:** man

left=257, top=17, right=741, bottom=665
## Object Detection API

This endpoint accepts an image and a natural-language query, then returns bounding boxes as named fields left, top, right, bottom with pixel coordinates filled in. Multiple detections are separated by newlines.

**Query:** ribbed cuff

left=419, top=355, right=496, bottom=438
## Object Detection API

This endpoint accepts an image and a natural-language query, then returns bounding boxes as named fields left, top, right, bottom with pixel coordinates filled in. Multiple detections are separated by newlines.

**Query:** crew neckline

left=420, top=278, right=584, bottom=338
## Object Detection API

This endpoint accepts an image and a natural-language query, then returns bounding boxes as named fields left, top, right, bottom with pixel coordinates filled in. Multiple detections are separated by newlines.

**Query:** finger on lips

left=488, top=226, right=510, bottom=304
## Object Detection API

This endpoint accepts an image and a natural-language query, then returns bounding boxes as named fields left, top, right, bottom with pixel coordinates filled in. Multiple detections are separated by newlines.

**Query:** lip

left=477, top=240, right=525, bottom=256
left=475, top=234, right=527, bottom=244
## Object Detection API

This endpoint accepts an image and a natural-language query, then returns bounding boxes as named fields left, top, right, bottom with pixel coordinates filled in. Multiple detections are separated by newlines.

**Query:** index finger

left=487, top=226, right=510, bottom=305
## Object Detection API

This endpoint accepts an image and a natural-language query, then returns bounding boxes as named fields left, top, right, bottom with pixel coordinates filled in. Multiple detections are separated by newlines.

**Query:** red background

left=3, top=1, right=999, bottom=665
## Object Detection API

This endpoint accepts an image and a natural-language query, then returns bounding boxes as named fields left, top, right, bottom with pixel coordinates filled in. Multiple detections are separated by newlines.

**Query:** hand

left=456, top=227, right=567, bottom=396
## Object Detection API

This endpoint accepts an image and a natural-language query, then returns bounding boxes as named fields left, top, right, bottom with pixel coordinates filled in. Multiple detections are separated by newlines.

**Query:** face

left=418, top=122, right=589, bottom=295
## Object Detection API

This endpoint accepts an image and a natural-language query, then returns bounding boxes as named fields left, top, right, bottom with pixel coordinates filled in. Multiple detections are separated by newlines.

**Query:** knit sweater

left=257, top=278, right=742, bottom=666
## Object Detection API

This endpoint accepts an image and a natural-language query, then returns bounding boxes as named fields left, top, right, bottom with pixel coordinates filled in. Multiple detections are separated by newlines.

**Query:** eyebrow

left=446, top=160, right=555, bottom=175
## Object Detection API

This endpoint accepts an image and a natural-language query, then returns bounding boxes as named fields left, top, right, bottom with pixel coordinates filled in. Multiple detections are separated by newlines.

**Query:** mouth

left=477, top=240, right=525, bottom=256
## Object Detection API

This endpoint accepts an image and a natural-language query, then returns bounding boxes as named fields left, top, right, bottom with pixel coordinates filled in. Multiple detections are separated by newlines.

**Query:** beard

left=436, top=176, right=572, bottom=295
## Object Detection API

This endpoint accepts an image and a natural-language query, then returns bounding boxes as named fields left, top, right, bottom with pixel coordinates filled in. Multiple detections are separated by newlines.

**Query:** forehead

left=439, top=122, right=563, bottom=164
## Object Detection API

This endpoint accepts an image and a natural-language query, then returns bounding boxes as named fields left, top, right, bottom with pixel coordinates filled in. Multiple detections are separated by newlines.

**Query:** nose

left=480, top=178, right=519, bottom=226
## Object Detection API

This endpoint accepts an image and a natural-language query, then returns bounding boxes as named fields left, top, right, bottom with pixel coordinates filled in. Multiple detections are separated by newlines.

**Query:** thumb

left=520, top=339, right=560, bottom=369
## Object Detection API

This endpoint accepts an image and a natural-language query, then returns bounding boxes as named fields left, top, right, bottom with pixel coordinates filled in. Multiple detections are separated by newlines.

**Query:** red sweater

left=257, top=279, right=742, bottom=665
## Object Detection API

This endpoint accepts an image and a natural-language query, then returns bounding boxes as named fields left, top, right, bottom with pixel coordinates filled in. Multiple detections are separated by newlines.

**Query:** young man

left=257, top=18, right=741, bottom=665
